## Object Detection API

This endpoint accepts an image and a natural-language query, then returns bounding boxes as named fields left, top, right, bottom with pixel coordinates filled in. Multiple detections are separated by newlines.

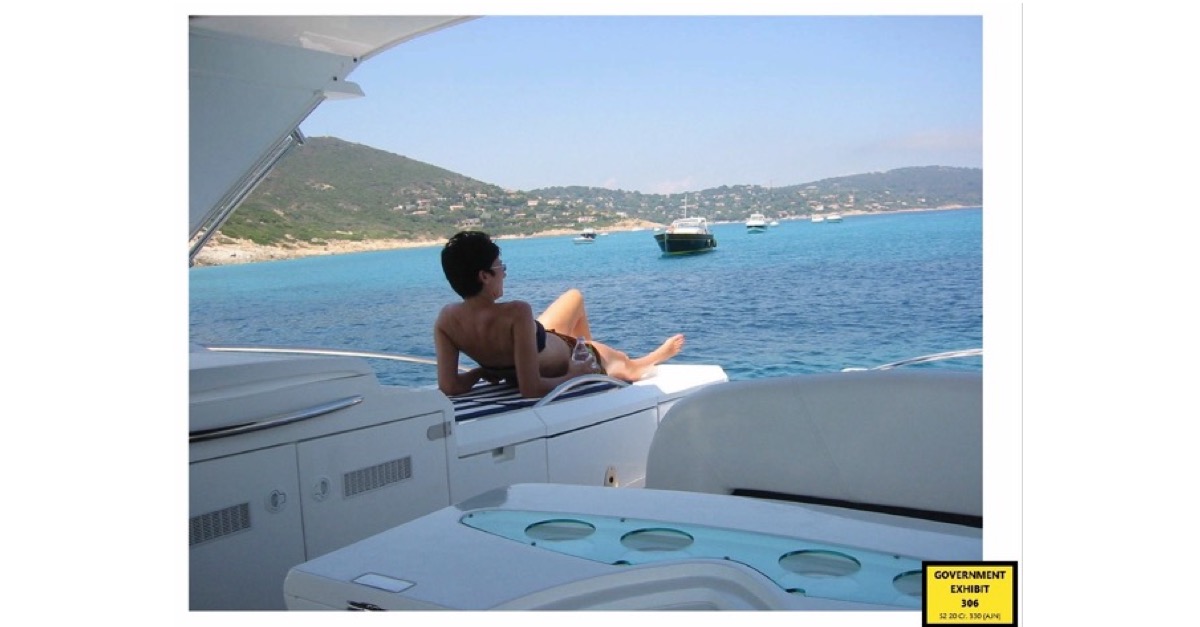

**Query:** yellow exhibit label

left=923, top=561, right=1017, bottom=625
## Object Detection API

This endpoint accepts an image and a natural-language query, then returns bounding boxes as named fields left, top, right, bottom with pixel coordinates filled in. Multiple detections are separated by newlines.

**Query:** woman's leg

left=538, top=288, right=685, bottom=380
left=537, top=288, right=593, bottom=340
left=590, top=334, right=686, bottom=381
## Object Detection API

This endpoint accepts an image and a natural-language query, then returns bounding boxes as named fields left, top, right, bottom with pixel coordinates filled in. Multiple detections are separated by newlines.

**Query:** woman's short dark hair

left=441, top=231, right=500, bottom=297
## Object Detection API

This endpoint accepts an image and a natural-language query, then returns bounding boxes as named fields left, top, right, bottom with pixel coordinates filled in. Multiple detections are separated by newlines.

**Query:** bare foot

left=606, top=335, right=687, bottom=382
left=635, top=333, right=685, bottom=367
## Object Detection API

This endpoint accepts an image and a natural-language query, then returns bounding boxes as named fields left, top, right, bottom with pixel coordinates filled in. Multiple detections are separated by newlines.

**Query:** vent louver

left=190, top=503, right=251, bottom=546
left=344, top=457, right=412, bottom=498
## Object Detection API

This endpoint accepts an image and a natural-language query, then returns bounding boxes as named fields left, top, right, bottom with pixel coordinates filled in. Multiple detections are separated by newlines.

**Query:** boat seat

left=450, top=378, right=625, bottom=422
left=645, top=370, right=982, bottom=522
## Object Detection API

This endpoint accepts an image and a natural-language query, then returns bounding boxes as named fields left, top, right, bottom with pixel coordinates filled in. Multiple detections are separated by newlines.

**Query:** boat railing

left=203, top=344, right=466, bottom=371
left=537, top=374, right=629, bottom=406
left=203, top=346, right=632, bottom=398
left=841, top=348, right=982, bottom=372
left=190, top=395, right=364, bottom=443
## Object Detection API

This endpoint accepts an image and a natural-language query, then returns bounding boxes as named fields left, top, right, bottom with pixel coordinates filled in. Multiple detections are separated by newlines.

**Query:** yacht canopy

left=188, top=16, right=473, bottom=247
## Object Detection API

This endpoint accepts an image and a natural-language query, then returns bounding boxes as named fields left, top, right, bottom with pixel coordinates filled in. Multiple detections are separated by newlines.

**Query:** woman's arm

left=510, top=302, right=593, bottom=398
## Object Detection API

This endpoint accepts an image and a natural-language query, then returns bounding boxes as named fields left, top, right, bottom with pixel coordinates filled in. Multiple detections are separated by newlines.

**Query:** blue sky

left=300, top=15, right=982, bottom=194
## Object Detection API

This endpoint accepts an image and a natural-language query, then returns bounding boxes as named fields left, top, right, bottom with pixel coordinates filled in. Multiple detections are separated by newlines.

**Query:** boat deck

left=450, top=379, right=623, bottom=421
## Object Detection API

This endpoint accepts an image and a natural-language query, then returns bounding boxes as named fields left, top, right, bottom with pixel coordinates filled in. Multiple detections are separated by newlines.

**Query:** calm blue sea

left=189, top=208, right=982, bottom=386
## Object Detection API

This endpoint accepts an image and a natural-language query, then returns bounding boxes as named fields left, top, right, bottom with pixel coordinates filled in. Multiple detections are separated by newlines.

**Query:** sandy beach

left=191, top=220, right=664, bottom=266
left=191, top=207, right=971, bottom=267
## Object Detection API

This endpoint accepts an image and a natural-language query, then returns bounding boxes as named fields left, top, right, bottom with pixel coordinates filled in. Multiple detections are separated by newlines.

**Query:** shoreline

left=191, top=206, right=974, bottom=267
left=190, top=219, right=664, bottom=267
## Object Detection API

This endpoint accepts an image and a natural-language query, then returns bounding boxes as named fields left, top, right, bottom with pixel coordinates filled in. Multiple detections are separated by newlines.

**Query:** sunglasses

left=489, top=262, right=507, bottom=273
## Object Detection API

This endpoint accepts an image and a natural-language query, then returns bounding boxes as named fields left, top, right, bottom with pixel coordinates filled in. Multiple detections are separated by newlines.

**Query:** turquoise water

left=189, top=208, right=982, bottom=386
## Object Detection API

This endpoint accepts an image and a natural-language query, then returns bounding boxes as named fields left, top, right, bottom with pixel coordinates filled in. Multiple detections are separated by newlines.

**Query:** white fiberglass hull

left=283, top=369, right=982, bottom=611
left=284, top=483, right=980, bottom=611
left=189, top=348, right=726, bottom=610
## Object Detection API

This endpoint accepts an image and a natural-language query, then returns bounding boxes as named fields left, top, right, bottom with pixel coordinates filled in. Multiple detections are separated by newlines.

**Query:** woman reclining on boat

left=435, top=231, right=685, bottom=398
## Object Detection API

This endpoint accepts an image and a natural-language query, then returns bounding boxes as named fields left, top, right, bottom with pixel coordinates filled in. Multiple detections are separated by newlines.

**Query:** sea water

left=189, top=208, right=982, bottom=386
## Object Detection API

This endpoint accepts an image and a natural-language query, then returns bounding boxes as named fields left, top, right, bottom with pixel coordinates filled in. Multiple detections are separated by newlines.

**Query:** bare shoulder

left=434, top=302, right=463, bottom=328
left=496, top=300, right=534, bottom=321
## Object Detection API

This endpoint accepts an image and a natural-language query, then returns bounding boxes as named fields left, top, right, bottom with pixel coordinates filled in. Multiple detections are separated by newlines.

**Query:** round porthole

left=620, top=527, right=694, bottom=551
left=524, top=519, right=596, bottom=541
left=778, top=550, right=861, bottom=577
left=892, top=570, right=923, bottom=597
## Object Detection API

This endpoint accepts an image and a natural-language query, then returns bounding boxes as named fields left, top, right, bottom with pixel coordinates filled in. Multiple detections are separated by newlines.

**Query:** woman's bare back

left=438, top=300, right=569, bottom=375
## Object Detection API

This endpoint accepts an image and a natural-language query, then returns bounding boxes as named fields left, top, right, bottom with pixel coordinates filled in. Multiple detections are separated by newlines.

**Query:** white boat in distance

left=811, top=214, right=825, bottom=223
left=573, top=227, right=597, bottom=244
left=826, top=213, right=843, bottom=223
left=746, top=213, right=768, bottom=233
left=188, top=16, right=983, bottom=612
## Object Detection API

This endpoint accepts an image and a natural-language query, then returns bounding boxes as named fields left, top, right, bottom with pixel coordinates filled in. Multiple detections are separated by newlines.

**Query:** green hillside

left=218, top=136, right=982, bottom=245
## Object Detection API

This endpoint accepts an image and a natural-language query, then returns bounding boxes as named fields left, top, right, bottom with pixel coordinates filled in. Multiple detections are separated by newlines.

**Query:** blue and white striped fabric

left=450, top=380, right=623, bottom=422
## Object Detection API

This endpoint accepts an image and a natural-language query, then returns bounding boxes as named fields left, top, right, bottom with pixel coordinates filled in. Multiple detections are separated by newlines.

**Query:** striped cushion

left=451, top=380, right=623, bottom=422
